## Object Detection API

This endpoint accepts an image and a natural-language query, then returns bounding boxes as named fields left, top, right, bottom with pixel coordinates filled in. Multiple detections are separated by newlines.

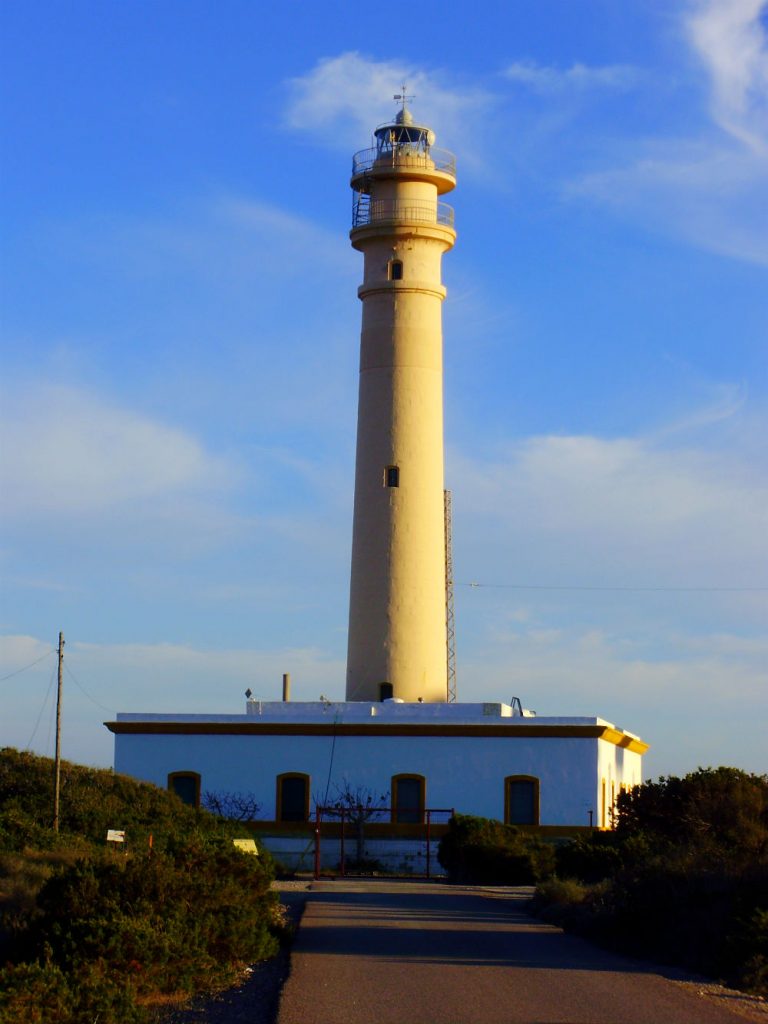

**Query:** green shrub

left=533, top=767, right=768, bottom=997
left=0, top=960, right=143, bottom=1024
left=615, top=767, right=768, bottom=865
left=30, top=838, right=279, bottom=996
left=555, top=832, right=624, bottom=883
left=438, top=813, right=555, bottom=884
left=0, top=748, right=284, bottom=1018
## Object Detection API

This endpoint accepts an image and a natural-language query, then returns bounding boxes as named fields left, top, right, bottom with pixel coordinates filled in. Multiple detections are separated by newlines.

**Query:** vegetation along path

left=277, top=880, right=764, bottom=1024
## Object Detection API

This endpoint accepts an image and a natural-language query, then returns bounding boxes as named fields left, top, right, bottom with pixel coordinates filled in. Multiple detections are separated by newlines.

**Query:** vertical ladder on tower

left=444, top=489, right=457, bottom=702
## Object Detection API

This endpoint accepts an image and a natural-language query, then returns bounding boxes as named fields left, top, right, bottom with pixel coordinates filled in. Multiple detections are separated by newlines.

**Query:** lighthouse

left=109, top=96, right=648, bottom=853
left=345, top=96, right=457, bottom=703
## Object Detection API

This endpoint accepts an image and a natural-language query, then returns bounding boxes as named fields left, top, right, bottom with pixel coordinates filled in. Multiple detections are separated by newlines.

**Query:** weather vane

left=394, top=84, right=414, bottom=112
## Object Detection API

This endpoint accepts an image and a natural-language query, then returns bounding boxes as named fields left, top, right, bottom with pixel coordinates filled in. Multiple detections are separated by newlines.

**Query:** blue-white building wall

left=110, top=701, right=645, bottom=830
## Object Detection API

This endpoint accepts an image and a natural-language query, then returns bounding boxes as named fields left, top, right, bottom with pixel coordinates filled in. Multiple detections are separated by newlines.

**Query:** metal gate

left=313, top=805, right=454, bottom=880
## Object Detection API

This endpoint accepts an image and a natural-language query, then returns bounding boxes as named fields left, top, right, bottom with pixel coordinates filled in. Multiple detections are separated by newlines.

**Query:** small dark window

left=278, top=774, right=309, bottom=822
left=389, top=259, right=403, bottom=280
left=385, top=465, right=399, bottom=487
left=168, top=772, right=200, bottom=807
left=506, top=777, right=538, bottom=825
left=393, top=775, right=425, bottom=824
left=379, top=682, right=393, bottom=701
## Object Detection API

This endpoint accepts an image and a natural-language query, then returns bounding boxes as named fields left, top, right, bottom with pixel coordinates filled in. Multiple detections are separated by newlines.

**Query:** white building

left=108, top=699, right=646, bottom=867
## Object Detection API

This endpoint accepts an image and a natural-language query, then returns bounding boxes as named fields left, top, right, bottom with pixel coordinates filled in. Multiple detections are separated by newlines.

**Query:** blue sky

left=1, top=0, right=766, bottom=779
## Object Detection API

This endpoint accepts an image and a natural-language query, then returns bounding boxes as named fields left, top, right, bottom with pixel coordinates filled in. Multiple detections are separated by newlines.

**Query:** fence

left=313, top=805, right=454, bottom=879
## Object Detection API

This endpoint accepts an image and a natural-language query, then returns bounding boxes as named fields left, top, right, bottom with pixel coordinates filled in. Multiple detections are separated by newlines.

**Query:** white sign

left=106, top=829, right=126, bottom=843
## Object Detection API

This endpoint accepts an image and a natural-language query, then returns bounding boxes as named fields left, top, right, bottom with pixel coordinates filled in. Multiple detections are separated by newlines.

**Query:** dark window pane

left=171, top=776, right=197, bottom=806
left=508, top=780, right=536, bottom=824
left=281, top=777, right=307, bottom=822
left=386, top=466, right=399, bottom=487
left=396, top=778, right=422, bottom=823
left=390, top=260, right=403, bottom=280
left=379, top=682, right=393, bottom=701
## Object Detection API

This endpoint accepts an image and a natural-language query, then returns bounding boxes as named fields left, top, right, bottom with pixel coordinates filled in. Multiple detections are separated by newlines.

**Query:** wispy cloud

left=504, top=60, right=637, bottom=93
left=458, top=619, right=768, bottom=774
left=0, top=383, right=237, bottom=520
left=568, top=1, right=768, bottom=264
left=450, top=404, right=768, bottom=587
left=686, top=0, right=768, bottom=152
left=284, top=52, right=491, bottom=158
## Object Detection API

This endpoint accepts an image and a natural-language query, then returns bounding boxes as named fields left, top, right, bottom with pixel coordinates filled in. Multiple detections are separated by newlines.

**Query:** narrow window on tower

left=389, top=259, right=403, bottom=280
left=385, top=465, right=400, bottom=488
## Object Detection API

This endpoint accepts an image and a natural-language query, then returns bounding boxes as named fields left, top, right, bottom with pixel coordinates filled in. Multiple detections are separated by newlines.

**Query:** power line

left=0, top=649, right=55, bottom=683
left=64, top=661, right=115, bottom=714
left=25, top=663, right=57, bottom=750
left=459, top=582, right=768, bottom=593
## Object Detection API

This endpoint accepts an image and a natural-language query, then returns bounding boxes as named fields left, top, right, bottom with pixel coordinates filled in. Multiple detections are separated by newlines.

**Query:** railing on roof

left=352, top=194, right=455, bottom=229
left=352, top=145, right=456, bottom=179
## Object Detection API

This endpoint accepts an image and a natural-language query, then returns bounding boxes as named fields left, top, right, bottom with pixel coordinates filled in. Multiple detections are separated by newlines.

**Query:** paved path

left=277, top=880, right=759, bottom=1024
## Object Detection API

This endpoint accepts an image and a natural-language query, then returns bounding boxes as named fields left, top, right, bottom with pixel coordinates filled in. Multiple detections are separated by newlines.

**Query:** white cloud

left=457, top=619, right=768, bottom=775
left=284, top=52, right=491, bottom=157
left=450, top=418, right=768, bottom=585
left=686, top=0, right=768, bottom=152
left=504, top=60, right=637, bottom=93
left=0, top=634, right=347, bottom=767
left=0, top=383, right=237, bottom=519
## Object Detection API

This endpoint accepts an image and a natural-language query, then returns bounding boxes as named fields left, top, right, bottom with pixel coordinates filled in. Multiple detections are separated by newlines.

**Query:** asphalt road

left=276, top=880, right=756, bottom=1024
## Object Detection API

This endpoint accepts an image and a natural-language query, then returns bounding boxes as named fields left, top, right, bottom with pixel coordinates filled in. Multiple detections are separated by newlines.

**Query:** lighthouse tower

left=346, top=97, right=457, bottom=703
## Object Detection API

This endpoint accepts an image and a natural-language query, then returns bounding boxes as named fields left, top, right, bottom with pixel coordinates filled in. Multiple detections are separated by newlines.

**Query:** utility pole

left=53, top=631, right=64, bottom=832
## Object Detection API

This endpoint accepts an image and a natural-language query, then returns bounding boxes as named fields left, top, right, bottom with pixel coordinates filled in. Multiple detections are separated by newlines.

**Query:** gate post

left=314, top=804, right=321, bottom=880
left=340, top=807, right=346, bottom=877
left=426, top=809, right=432, bottom=879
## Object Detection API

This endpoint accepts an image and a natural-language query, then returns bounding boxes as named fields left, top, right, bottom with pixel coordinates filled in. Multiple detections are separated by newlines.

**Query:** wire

left=0, top=649, right=55, bottom=682
left=64, top=662, right=115, bottom=714
left=459, top=582, right=768, bottom=593
left=25, top=664, right=57, bottom=750
left=322, top=711, right=340, bottom=808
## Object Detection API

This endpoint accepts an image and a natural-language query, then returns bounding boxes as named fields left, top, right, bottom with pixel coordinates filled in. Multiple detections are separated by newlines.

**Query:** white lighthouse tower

left=109, top=97, right=648, bottom=853
left=346, top=96, right=457, bottom=703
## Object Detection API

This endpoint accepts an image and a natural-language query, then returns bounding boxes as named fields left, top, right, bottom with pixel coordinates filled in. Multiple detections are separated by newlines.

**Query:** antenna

left=444, top=490, right=457, bottom=702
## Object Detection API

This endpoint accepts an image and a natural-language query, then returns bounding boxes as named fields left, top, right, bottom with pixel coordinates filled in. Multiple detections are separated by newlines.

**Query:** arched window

left=379, top=682, right=393, bottom=701
left=168, top=771, right=201, bottom=808
left=389, top=259, right=403, bottom=280
left=392, top=774, right=425, bottom=824
left=504, top=775, right=539, bottom=825
left=276, top=773, right=310, bottom=823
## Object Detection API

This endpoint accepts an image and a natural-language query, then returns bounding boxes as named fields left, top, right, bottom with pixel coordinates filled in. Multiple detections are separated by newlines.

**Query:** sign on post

left=106, top=829, right=126, bottom=844
left=233, top=838, right=259, bottom=856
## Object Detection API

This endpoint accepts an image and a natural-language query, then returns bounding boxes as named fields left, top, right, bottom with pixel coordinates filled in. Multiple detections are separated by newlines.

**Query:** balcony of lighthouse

left=350, top=141, right=456, bottom=195
left=351, top=193, right=455, bottom=230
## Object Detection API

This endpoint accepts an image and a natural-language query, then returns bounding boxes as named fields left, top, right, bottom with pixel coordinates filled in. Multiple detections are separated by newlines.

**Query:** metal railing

left=352, top=195, right=455, bottom=229
left=352, top=145, right=456, bottom=179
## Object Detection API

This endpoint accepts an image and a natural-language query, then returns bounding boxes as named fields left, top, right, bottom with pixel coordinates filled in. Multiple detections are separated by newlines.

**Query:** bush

left=0, top=960, right=143, bottom=1024
left=30, top=838, right=279, bottom=996
left=0, top=748, right=284, bottom=1020
left=438, top=814, right=555, bottom=884
left=534, top=767, right=768, bottom=996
